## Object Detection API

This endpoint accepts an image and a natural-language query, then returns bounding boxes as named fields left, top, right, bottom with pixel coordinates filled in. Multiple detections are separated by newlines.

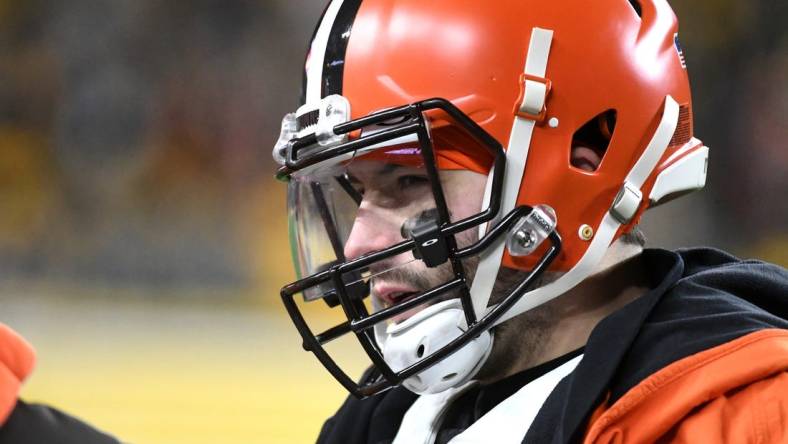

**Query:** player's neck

left=478, top=247, right=649, bottom=384
left=536, top=248, right=649, bottom=367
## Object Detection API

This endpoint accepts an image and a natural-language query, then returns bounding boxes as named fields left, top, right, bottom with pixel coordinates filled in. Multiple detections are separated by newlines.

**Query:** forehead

left=344, top=158, right=427, bottom=185
left=346, top=159, right=421, bottom=177
left=346, top=158, right=488, bottom=197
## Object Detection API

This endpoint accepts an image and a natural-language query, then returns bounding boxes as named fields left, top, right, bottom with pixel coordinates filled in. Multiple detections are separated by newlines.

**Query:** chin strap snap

left=610, top=181, right=643, bottom=224
left=609, top=96, right=681, bottom=225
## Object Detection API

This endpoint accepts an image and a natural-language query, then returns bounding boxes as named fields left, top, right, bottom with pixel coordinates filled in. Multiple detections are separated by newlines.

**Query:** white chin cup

left=381, top=299, right=493, bottom=395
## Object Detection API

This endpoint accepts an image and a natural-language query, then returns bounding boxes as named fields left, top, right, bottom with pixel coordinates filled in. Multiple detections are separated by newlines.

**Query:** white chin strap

left=470, top=27, right=555, bottom=322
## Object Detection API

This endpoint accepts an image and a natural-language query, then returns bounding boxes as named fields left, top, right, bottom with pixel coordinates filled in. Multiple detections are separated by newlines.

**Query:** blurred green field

left=3, top=282, right=366, bottom=444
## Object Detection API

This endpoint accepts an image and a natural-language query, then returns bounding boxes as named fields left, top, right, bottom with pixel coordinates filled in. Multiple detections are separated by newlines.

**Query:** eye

left=335, top=173, right=363, bottom=205
left=397, top=175, right=430, bottom=190
left=344, top=173, right=365, bottom=196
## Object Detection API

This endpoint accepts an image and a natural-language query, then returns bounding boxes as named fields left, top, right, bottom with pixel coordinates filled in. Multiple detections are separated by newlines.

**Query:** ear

left=571, top=144, right=603, bottom=172
left=570, top=110, right=616, bottom=172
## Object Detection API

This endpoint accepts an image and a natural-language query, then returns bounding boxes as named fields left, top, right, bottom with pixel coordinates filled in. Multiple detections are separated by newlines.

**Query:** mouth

left=373, top=285, right=425, bottom=323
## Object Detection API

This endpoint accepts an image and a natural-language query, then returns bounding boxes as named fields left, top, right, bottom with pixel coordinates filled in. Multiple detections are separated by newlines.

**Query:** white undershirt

left=393, top=355, right=583, bottom=444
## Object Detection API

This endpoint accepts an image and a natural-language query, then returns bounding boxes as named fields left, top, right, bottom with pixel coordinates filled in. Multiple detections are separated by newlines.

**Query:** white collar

left=393, top=354, right=583, bottom=444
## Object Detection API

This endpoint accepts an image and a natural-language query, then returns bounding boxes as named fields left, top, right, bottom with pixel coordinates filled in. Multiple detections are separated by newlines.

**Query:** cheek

left=452, top=201, right=482, bottom=221
left=441, top=172, right=488, bottom=222
left=445, top=189, right=486, bottom=222
left=410, top=259, right=457, bottom=289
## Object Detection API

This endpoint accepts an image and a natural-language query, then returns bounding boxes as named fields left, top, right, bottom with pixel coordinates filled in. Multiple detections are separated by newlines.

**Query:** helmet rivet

left=548, top=117, right=559, bottom=128
left=514, top=229, right=536, bottom=249
left=579, top=224, right=594, bottom=241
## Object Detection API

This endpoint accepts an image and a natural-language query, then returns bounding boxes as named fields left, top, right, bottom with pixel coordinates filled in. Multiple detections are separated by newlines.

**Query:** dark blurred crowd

left=0, top=0, right=785, bottom=293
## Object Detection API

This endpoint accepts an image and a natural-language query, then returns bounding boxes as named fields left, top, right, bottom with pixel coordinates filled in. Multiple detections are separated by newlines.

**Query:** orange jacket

left=0, top=323, right=36, bottom=425
left=585, top=329, right=788, bottom=443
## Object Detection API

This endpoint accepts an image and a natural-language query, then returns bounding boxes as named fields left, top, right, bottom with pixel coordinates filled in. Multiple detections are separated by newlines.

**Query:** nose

left=343, top=207, right=402, bottom=260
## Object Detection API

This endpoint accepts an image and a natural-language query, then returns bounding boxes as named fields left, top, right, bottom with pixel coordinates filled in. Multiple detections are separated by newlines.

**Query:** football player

left=272, top=1, right=788, bottom=442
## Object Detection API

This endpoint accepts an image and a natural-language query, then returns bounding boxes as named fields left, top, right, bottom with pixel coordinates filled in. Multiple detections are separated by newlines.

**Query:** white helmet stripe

left=304, top=0, right=363, bottom=105
left=305, top=0, right=346, bottom=106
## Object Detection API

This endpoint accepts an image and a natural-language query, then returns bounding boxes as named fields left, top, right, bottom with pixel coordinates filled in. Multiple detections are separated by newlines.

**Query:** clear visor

left=288, top=146, right=436, bottom=296
left=286, top=111, right=495, bottom=330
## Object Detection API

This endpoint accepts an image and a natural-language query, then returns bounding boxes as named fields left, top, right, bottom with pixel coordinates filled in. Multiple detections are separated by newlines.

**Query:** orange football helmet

left=273, top=0, right=708, bottom=397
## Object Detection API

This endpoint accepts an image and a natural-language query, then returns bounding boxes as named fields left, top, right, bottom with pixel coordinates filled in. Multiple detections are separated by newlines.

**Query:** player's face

left=342, top=160, right=488, bottom=323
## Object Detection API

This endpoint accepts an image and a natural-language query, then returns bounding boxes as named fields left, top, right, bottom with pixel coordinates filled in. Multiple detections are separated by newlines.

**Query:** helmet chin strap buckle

left=513, top=73, right=552, bottom=122
left=610, top=181, right=643, bottom=224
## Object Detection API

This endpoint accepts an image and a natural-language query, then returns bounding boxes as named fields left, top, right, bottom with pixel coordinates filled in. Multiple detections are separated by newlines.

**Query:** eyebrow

left=345, top=162, right=407, bottom=184
left=378, top=163, right=403, bottom=176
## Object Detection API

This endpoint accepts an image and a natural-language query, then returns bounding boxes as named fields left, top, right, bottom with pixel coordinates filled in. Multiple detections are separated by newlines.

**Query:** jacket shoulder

left=0, top=400, right=120, bottom=444
left=585, top=329, right=788, bottom=443
left=609, top=249, right=788, bottom=402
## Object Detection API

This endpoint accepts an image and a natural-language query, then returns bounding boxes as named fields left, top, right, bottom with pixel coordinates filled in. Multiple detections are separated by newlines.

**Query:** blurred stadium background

left=0, top=0, right=785, bottom=443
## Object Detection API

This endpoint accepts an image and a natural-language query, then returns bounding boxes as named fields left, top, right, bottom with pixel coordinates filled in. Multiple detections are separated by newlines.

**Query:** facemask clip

left=273, top=112, right=297, bottom=166
left=506, top=204, right=557, bottom=257
left=316, top=95, right=351, bottom=146
left=403, top=216, right=449, bottom=268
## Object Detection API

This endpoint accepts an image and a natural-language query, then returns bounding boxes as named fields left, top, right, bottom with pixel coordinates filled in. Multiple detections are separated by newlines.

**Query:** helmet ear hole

left=570, top=110, right=617, bottom=172
left=627, top=0, right=642, bottom=18
left=441, top=372, right=458, bottom=382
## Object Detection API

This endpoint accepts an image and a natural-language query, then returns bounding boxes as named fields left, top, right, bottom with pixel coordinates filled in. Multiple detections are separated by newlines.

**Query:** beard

left=472, top=267, right=560, bottom=382
left=370, top=225, right=560, bottom=382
